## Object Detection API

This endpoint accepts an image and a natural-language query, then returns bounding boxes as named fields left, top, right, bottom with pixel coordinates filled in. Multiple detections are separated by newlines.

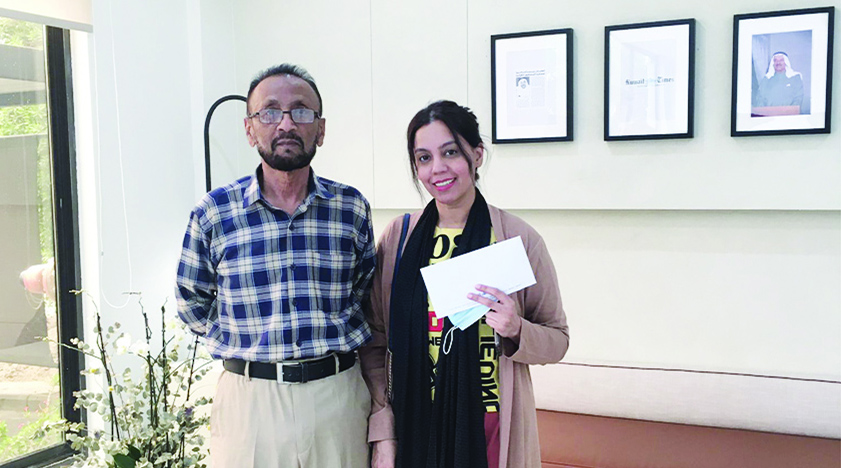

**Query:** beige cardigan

left=359, top=204, right=570, bottom=468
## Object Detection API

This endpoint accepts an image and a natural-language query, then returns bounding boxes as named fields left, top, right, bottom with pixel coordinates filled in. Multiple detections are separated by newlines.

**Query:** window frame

left=1, top=25, right=83, bottom=468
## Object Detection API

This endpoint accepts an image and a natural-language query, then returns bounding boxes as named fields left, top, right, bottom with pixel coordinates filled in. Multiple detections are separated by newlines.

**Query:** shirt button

left=288, top=223, right=295, bottom=231
left=291, top=298, right=297, bottom=307
left=290, top=263, right=296, bottom=270
left=295, top=339, right=302, bottom=347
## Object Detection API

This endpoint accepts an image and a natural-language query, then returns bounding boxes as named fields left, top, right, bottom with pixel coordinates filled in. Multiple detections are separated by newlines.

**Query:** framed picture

left=731, top=7, right=835, bottom=136
left=605, top=19, right=695, bottom=140
left=491, top=28, right=573, bottom=143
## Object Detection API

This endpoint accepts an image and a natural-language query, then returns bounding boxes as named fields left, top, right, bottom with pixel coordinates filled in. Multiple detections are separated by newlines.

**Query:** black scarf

left=390, top=191, right=491, bottom=468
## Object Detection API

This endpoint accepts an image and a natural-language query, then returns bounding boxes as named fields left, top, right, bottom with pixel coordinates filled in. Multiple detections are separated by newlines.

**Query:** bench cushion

left=537, top=409, right=841, bottom=468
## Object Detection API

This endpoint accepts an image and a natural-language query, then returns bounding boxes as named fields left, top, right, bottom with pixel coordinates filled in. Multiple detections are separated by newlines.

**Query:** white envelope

left=420, top=236, right=536, bottom=320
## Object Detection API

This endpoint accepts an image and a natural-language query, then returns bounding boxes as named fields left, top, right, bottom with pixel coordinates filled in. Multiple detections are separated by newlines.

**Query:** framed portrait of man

left=731, top=7, right=834, bottom=136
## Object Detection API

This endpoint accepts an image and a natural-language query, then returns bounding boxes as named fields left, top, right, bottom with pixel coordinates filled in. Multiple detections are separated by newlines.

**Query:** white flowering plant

left=36, top=292, right=213, bottom=468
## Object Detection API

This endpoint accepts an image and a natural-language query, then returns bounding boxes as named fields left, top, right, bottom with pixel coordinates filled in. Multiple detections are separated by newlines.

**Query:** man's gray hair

left=246, top=63, right=322, bottom=114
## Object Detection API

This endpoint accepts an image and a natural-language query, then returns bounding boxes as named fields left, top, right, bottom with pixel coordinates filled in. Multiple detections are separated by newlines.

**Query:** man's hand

left=371, top=439, right=397, bottom=468
left=468, top=284, right=522, bottom=343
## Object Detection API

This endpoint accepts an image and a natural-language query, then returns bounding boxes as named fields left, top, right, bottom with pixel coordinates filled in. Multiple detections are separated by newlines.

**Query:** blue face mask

left=441, top=288, right=502, bottom=353
left=448, top=304, right=488, bottom=331
left=440, top=304, right=490, bottom=355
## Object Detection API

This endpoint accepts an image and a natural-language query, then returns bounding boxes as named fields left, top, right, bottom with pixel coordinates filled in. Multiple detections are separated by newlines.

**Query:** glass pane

left=0, top=17, right=62, bottom=462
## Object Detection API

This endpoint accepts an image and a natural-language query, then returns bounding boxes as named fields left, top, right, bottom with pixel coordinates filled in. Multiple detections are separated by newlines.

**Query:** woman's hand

left=468, top=284, right=522, bottom=342
left=371, top=439, right=397, bottom=468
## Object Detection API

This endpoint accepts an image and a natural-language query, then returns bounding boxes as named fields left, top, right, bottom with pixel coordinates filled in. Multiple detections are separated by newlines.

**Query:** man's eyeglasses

left=247, top=108, right=320, bottom=125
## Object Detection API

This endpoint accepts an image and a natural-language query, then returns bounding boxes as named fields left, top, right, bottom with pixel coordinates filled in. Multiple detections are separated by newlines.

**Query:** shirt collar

left=309, top=169, right=334, bottom=201
left=243, top=167, right=262, bottom=208
left=243, top=165, right=334, bottom=209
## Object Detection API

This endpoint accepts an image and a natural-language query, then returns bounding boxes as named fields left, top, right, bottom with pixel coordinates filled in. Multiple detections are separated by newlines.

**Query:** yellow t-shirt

left=427, top=227, right=500, bottom=413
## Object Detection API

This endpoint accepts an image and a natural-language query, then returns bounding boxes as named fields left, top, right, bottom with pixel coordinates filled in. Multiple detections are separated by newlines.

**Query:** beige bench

left=537, top=409, right=841, bottom=468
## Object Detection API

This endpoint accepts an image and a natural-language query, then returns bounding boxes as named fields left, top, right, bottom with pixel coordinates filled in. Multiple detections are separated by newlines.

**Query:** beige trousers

left=210, top=361, right=371, bottom=468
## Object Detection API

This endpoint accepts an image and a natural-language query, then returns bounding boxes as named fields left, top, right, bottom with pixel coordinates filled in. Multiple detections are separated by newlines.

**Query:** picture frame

left=731, top=7, right=834, bottom=136
left=491, top=28, right=573, bottom=143
left=604, top=19, right=695, bottom=141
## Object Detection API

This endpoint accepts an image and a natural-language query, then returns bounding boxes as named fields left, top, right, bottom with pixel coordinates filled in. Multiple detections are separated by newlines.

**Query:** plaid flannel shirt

left=175, top=168, right=376, bottom=362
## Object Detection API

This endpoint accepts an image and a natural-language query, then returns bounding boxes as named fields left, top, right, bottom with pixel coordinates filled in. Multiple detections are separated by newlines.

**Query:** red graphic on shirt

left=428, top=311, right=444, bottom=332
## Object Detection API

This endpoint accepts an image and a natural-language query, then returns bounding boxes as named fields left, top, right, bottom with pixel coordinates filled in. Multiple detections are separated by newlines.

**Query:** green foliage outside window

left=0, top=377, right=62, bottom=460
left=0, top=17, right=42, bottom=48
left=0, top=17, right=53, bottom=263
left=0, top=105, right=48, bottom=136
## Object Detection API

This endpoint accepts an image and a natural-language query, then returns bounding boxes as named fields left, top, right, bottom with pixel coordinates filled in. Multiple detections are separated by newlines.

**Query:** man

left=516, top=77, right=530, bottom=104
left=755, top=51, right=804, bottom=113
left=175, top=64, right=375, bottom=468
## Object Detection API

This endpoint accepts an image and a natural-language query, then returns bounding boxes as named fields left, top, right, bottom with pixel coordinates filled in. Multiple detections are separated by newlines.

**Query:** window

left=0, top=17, right=81, bottom=467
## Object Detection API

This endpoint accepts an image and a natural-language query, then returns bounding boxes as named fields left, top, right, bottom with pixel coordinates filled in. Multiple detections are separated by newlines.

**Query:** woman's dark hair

left=406, top=100, right=484, bottom=188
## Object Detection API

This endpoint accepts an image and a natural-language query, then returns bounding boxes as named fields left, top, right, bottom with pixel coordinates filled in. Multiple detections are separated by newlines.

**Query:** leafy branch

left=37, top=291, right=212, bottom=468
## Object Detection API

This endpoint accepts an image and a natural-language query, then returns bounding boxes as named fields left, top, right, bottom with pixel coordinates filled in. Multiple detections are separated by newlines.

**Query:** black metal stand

left=203, top=94, right=246, bottom=192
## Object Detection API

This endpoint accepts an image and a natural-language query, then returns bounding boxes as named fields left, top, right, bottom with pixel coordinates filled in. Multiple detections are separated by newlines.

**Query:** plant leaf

left=127, top=444, right=143, bottom=460
left=113, top=453, right=137, bottom=468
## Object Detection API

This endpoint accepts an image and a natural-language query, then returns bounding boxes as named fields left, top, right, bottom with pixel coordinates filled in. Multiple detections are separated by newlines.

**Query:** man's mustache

left=271, top=132, right=304, bottom=150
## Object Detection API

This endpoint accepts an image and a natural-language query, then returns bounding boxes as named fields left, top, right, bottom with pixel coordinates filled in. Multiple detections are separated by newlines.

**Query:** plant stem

left=95, top=312, right=120, bottom=441
left=140, top=298, right=158, bottom=462
left=179, top=335, right=200, bottom=462
left=161, top=302, right=171, bottom=466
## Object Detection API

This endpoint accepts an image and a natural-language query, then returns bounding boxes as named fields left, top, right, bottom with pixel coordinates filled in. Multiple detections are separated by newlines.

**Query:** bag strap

left=392, top=213, right=411, bottom=285
left=388, top=213, right=411, bottom=351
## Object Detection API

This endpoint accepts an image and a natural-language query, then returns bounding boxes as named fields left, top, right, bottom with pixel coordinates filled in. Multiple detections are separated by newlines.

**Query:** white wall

left=496, top=209, right=840, bottom=437
left=203, top=0, right=839, bottom=211
left=76, top=0, right=840, bottom=440
left=199, top=0, right=378, bottom=196
left=465, top=0, right=839, bottom=210
left=74, top=0, right=205, bottom=376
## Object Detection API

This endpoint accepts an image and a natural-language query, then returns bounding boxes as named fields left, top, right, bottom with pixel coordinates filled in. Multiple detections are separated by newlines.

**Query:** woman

left=361, top=100, right=569, bottom=468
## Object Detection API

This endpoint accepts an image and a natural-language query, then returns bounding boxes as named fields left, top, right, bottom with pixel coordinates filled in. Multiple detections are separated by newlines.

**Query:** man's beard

left=258, top=131, right=317, bottom=172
